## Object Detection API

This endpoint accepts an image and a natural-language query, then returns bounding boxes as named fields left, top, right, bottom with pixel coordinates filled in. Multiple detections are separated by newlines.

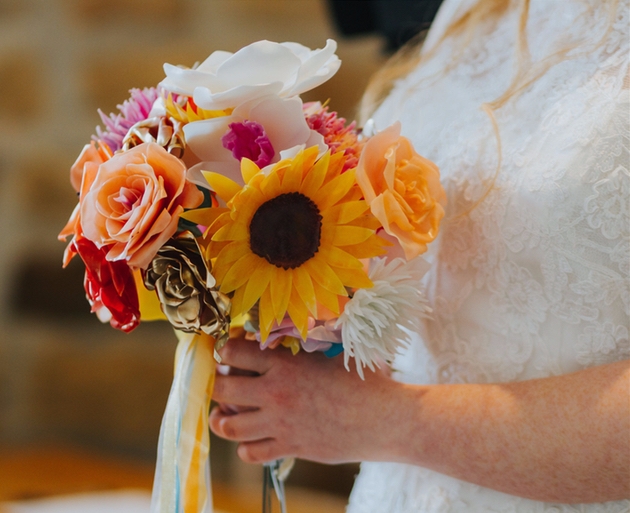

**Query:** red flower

left=74, top=237, right=141, bottom=332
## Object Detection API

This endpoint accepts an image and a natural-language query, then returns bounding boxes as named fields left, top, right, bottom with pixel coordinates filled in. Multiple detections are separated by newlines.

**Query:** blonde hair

left=359, top=0, right=619, bottom=216
left=359, top=0, right=511, bottom=123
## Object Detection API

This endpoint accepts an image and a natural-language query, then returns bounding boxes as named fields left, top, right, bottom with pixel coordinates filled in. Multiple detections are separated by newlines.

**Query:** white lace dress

left=346, top=0, right=630, bottom=511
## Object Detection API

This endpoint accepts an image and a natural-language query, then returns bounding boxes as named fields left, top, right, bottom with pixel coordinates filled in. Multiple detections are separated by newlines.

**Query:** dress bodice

left=347, top=0, right=629, bottom=510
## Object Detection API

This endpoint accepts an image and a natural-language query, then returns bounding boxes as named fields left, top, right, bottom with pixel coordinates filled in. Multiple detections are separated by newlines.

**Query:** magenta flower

left=221, top=120, right=275, bottom=168
left=94, top=87, right=159, bottom=152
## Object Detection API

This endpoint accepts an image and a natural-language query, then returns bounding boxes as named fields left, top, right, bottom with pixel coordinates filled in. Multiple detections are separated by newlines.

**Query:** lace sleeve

left=348, top=1, right=629, bottom=511
left=370, top=0, right=629, bottom=383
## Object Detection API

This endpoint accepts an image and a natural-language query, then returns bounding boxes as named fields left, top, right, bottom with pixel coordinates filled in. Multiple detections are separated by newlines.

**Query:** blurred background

left=0, top=0, right=435, bottom=511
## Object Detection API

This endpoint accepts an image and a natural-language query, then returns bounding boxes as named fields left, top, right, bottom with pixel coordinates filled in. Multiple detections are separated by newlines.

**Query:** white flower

left=183, top=94, right=325, bottom=189
left=336, top=257, right=432, bottom=379
left=159, top=39, right=341, bottom=111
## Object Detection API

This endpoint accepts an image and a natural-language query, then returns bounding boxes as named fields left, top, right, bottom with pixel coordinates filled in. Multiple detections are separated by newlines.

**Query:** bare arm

left=393, top=359, right=630, bottom=503
left=210, top=338, right=630, bottom=503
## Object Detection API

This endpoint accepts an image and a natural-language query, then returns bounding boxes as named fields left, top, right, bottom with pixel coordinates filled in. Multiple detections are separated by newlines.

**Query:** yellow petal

left=341, top=234, right=390, bottom=259
left=240, top=158, right=261, bottom=184
left=212, top=220, right=248, bottom=242
left=281, top=336, right=301, bottom=355
left=215, top=239, right=250, bottom=266
left=325, top=246, right=364, bottom=269
left=326, top=151, right=346, bottom=178
left=322, top=200, right=369, bottom=225
left=292, top=266, right=317, bottom=317
left=205, top=239, right=230, bottom=262
left=133, top=269, right=167, bottom=321
left=312, top=280, right=340, bottom=315
left=330, top=265, right=373, bottom=289
left=202, top=171, right=243, bottom=204
left=287, top=287, right=309, bottom=340
left=192, top=104, right=232, bottom=121
left=282, top=153, right=304, bottom=192
left=180, top=207, right=228, bottom=228
left=203, top=211, right=231, bottom=239
left=302, top=146, right=320, bottom=169
left=312, top=168, right=357, bottom=211
left=230, top=282, right=246, bottom=318
left=300, top=151, right=329, bottom=197
left=348, top=212, right=383, bottom=230
left=220, top=253, right=262, bottom=293
left=242, top=261, right=272, bottom=314
left=260, top=171, right=282, bottom=199
left=331, top=225, right=375, bottom=246
left=270, top=266, right=292, bottom=324
left=229, top=187, right=265, bottom=225
left=258, top=287, right=274, bottom=341
left=165, top=94, right=186, bottom=122
left=268, top=159, right=291, bottom=181
left=302, top=257, right=347, bottom=296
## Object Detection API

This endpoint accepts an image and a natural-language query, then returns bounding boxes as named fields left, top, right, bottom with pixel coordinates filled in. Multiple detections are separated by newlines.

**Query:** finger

left=213, top=374, right=264, bottom=406
left=217, top=337, right=271, bottom=374
left=209, top=407, right=271, bottom=443
left=237, top=439, right=292, bottom=464
left=218, top=364, right=259, bottom=378
left=216, top=402, right=257, bottom=415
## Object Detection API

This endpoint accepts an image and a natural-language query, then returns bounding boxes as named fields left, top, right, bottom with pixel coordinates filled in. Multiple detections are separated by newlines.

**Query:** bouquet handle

left=151, top=330, right=216, bottom=513
left=263, top=458, right=294, bottom=513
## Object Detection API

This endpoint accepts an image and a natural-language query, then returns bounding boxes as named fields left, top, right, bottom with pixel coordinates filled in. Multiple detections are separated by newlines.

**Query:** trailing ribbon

left=151, top=330, right=216, bottom=513
left=263, top=458, right=294, bottom=513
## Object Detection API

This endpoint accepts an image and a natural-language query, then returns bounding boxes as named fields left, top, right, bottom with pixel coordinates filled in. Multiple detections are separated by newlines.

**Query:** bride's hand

left=209, top=336, right=402, bottom=465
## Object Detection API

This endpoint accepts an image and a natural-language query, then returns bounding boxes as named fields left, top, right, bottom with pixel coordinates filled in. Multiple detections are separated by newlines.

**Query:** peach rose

left=70, top=141, right=110, bottom=192
left=59, top=143, right=109, bottom=267
left=80, top=142, right=203, bottom=269
left=356, top=122, right=446, bottom=260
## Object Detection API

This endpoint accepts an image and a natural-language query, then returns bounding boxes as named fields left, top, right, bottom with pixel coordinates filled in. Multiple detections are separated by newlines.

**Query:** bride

left=209, top=0, right=630, bottom=510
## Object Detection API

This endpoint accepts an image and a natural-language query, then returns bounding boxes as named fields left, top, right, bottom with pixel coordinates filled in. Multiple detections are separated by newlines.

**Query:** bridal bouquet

left=59, top=39, right=445, bottom=513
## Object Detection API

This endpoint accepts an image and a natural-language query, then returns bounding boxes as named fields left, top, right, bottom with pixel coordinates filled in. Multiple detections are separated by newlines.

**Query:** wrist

left=362, top=377, right=430, bottom=464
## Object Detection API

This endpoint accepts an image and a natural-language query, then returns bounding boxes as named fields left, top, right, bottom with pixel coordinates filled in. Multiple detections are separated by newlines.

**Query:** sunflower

left=198, top=146, right=388, bottom=341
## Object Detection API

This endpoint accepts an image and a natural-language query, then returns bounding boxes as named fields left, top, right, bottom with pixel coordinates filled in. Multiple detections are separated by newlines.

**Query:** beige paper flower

left=144, top=232, right=230, bottom=341
left=122, top=116, right=186, bottom=158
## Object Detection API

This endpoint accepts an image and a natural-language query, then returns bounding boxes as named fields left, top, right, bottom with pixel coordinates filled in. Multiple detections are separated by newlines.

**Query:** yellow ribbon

left=151, top=330, right=216, bottom=513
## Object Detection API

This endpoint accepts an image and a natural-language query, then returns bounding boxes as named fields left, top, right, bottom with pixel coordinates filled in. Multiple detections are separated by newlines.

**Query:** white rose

left=159, top=39, right=341, bottom=110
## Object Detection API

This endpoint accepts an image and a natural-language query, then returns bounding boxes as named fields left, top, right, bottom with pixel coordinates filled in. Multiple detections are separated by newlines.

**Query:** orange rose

left=80, top=142, right=203, bottom=269
left=356, top=122, right=446, bottom=260
left=70, top=141, right=110, bottom=192
left=59, top=143, right=110, bottom=267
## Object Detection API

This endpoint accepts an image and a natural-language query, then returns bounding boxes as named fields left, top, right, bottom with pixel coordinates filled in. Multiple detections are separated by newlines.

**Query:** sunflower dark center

left=249, top=192, right=322, bottom=270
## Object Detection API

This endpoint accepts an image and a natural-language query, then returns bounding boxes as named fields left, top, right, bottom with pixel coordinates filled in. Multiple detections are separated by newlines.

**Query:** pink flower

left=304, top=102, right=362, bottom=171
left=94, top=87, right=159, bottom=152
left=80, top=142, right=203, bottom=269
left=257, top=317, right=342, bottom=352
left=221, top=120, right=275, bottom=168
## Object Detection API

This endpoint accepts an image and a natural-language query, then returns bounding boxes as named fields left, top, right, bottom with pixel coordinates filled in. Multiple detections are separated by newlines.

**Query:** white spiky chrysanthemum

left=336, top=257, right=432, bottom=379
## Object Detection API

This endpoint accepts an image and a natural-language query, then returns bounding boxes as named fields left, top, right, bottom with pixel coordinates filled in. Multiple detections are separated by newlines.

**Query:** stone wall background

left=0, top=0, right=386, bottom=498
